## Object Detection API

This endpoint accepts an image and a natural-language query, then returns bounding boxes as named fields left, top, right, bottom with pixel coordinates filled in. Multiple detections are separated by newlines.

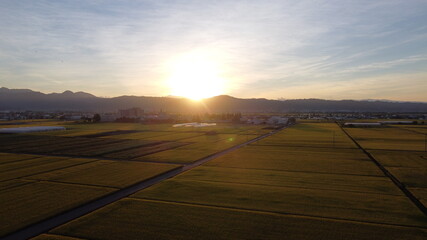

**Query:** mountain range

left=1, top=87, right=426, bottom=113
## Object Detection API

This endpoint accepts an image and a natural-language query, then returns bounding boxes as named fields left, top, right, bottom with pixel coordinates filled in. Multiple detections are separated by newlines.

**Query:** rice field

left=0, top=152, right=38, bottom=164
left=257, top=123, right=357, bottom=148
left=135, top=134, right=257, bottom=163
left=174, top=166, right=402, bottom=196
left=0, top=181, right=114, bottom=236
left=47, top=199, right=427, bottom=240
left=345, top=127, right=425, bottom=151
left=26, top=160, right=180, bottom=188
left=132, top=178, right=426, bottom=227
left=346, top=128, right=427, bottom=211
left=0, top=156, right=94, bottom=182
left=2, top=122, right=427, bottom=239
left=206, top=145, right=383, bottom=176
left=394, top=125, right=427, bottom=134
left=102, top=141, right=190, bottom=160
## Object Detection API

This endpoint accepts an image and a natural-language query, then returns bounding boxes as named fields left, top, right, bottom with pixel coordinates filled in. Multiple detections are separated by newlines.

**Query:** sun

left=167, top=52, right=226, bottom=100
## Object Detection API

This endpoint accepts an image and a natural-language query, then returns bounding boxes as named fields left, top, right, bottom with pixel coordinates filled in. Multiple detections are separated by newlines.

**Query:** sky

left=0, top=0, right=426, bottom=101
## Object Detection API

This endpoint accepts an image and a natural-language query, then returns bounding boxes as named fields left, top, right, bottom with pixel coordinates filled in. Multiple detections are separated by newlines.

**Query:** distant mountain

left=0, top=87, right=35, bottom=94
left=1, top=87, right=426, bottom=113
left=48, top=90, right=96, bottom=98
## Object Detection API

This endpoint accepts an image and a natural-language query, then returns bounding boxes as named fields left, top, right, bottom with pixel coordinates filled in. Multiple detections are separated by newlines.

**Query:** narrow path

left=337, top=123, right=427, bottom=217
left=2, top=126, right=287, bottom=240
left=131, top=198, right=427, bottom=230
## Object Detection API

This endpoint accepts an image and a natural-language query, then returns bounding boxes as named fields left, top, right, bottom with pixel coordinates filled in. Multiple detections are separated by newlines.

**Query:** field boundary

left=338, top=123, right=427, bottom=217
left=199, top=165, right=386, bottom=177
left=131, top=197, right=427, bottom=230
left=166, top=178, right=403, bottom=196
left=2, top=126, right=287, bottom=240
left=0, top=159, right=100, bottom=184
left=391, top=125, right=427, bottom=135
left=0, top=151, right=184, bottom=165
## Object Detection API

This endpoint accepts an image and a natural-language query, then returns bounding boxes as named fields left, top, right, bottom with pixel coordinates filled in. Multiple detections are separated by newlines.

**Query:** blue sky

left=0, top=0, right=426, bottom=101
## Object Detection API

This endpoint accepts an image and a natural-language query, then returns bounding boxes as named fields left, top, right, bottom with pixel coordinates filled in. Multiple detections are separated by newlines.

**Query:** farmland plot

left=24, top=122, right=427, bottom=239
left=26, top=160, right=180, bottom=188
left=132, top=179, right=427, bottom=227
left=370, top=150, right=427, bottom=168
left=103, top=141, right=190, bottom=159
left=176, top=166, right=402, bottom=196
left=0, top=152, right=38, bottom=164
left=207, top=145, right=383, bottom=176
left=0, top=156, right=94, bottom=182
left=0, top=179, right=33, bottom=191
left=0, top=134, right=163, bottom=157
left=0, top=181, right=114, bottom=236
left=53, top=139, right=160, bottom=157
left=345, top=127, right=425, bottom=151
left=135, top=134, right=257, bottom=163
left=100, top=131, right=176, bottom=140
left=0, top=135, right=123, bottom=153
left=48, top=199, right=427, bottom=240
left=394, top=125, right=427, bottom=134
left=257, top=123, right=357, bottom=148
left=142, top=132, right=204, bottom=141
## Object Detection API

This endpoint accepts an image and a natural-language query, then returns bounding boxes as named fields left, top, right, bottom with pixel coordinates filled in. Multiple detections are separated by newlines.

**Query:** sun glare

left=167, top=52, right=226, bottom=100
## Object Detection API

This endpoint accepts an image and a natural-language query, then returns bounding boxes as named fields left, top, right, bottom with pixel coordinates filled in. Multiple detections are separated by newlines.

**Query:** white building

left=267, top=116, right=288, bottom=125
left=378, top=121, right=415, bottom=125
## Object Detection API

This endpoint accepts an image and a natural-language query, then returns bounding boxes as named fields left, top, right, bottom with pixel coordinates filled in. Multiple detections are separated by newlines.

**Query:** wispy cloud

left=0, top=0, right=426, bottom=100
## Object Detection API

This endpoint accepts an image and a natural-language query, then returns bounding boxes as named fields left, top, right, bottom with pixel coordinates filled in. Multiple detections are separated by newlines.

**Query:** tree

left=93, top=113, right=101, bottom=123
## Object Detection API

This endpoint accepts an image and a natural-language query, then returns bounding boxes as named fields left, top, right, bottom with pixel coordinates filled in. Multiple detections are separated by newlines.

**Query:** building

left=119, top=108, right=144, bottom=118
left=267, top=116, right=288, bottom=125
left=344, top=122, right=382, bottom=127
left=378, top=121, right=416, bottom=125
left=100, top=113, right=119, bottom=122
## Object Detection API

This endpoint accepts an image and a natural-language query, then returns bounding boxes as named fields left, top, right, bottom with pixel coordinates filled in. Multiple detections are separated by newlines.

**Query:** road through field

left=339, top=123, right=427, bottom=217
left=3, top=126, right=287, bottom=240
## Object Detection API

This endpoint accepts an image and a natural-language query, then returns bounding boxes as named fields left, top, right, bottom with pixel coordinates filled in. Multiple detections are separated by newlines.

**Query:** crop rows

left=0, top=151, right=181, bottom=237
left=43, top=122, right=427, bottom=240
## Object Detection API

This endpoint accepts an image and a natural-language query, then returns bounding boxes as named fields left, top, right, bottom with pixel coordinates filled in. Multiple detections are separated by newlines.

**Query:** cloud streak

left=0, top=0, right=426, bottom=101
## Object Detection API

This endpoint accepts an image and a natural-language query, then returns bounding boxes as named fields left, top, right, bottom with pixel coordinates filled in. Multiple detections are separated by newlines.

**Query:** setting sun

left=167, top=52, right=226, bottom=100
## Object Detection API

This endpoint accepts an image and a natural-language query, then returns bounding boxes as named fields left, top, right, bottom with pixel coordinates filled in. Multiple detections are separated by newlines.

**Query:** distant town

left=1, top=107, right=426, bottom=125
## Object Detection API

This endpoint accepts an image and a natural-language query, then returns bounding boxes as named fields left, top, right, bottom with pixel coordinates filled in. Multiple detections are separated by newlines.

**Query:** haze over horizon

left=1, top=1, right=427, bottom=101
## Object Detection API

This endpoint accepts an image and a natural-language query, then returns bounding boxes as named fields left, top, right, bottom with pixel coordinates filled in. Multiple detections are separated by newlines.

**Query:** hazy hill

left=1, top=87, right=426, bottom=113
